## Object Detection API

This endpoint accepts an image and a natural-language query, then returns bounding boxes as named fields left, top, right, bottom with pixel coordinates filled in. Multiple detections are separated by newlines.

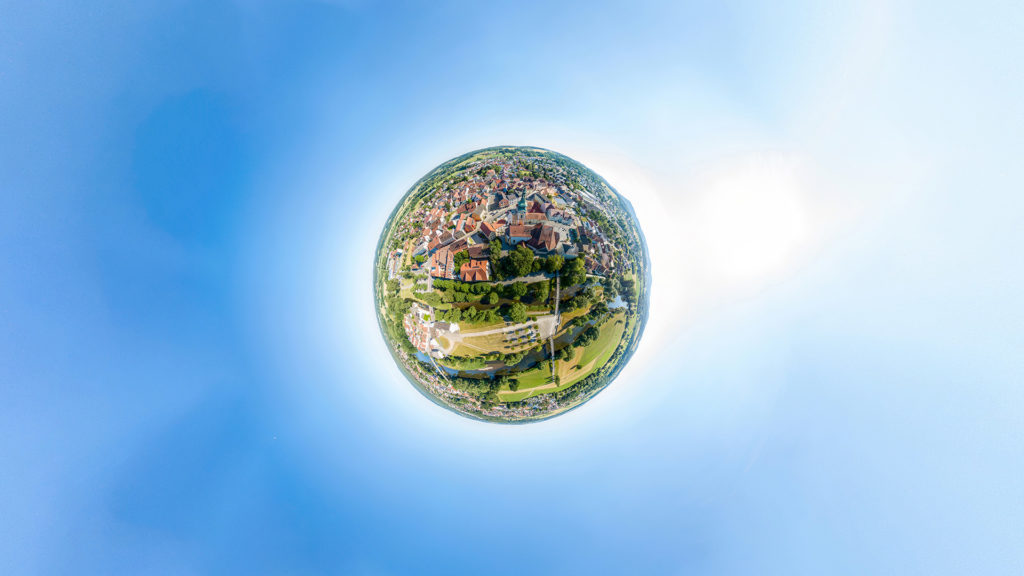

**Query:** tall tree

left=545, top=255, right=564, bottom=273
left=508, top=302, right=527, bottom=323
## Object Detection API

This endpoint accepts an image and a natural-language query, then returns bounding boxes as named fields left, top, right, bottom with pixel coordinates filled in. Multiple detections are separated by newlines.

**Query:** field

left=498, top=311, right=627, bottom=402
left=498, top=363, right=555, bottom=402
left=578, top=311, right=626, bottom=367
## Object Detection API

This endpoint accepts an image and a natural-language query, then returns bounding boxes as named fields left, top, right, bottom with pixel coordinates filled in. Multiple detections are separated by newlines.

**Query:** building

left=545, top=207, right=572, bottom=225
left=467, top=243, right=489, bottom=259
left=507, top=224, right=532, bottom=245
left=523, top=212, right=547, bottom=224
left=427, top=247, right=455, bottom=279
left=527, top=224, right=559, bottom=253
left=528, top=200, right=547, bottom=214
left=460, top=259, right=490, bottom=282
left=402, top=303, right=436, bottom=354
left=479, top=220, right=497, bottom=241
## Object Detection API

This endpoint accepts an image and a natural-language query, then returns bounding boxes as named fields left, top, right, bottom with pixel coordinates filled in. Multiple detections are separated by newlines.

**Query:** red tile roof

left=460, top=259, right=490, bottom=282
left=508, top=225, right=531, bottom=239
left=479, top=221, right=496, bottom=238
left=528, top=225, right=559, bottom=252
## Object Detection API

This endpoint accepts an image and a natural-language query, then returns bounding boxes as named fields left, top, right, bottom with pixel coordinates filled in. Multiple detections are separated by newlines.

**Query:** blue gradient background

left=2, top=1, right=1022, bottom=574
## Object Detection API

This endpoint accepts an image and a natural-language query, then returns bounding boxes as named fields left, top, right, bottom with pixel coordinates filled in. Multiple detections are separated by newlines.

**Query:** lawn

left=558, top=306, right=590, bottom=329
left=498, top=364, right=554, bottom=402
left=578, top=311, right=626, bottom=368
left=496, top=312, right=628, bottom=402
left=460, top=330, right=538, bottom=355
left=459, top=320, right=510, bottom=335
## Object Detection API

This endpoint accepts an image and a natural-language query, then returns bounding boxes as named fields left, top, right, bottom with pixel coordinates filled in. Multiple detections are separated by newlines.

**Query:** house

left=471, top=204, right=486, bottom=221
left=528, top=200, right=551, bottom=214
left=479, top=221, right=497, bottom=241
left=460, top=259, right=490, bottom=282
left=403, top=303, right=435, bottom=354
left=427, top=248, right=455, bottom=280
left=467, top=244, right=490, bottom=259
left=545, top=207, right=572, bottom=225
left=507, top=224, right=532, bottom=245
left=434, top=321, right=459, bottom=334
left=527, top=224, right=559, bottom=253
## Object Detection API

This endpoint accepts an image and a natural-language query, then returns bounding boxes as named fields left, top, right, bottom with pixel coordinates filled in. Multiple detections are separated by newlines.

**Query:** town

left=375, top=146, right=649, bottom=422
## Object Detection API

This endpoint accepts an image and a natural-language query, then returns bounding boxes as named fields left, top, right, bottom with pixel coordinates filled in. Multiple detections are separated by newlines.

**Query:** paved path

left=491, top=273, right=552, bottom=286
left=550, top=275, right=560, bottom=380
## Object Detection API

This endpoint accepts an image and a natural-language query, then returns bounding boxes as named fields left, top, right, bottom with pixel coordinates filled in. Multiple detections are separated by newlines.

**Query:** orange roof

left=508, top=224, right=531, bottom=239
left=459, top=259, right=490, bottom=282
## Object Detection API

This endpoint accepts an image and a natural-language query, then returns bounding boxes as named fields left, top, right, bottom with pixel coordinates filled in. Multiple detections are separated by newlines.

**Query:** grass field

left=499, top=363, right=554, bottom=402
left=447, top=342, right=480, bottom=357
left=578, top=312, right=626, bottom=367
left=460, top=330, right=538, bottom=355
left=497, top=311, right=627, bottom=402
left=558, top=307, right=589, bottom=329
left=459, top=320, right=509, bottom=334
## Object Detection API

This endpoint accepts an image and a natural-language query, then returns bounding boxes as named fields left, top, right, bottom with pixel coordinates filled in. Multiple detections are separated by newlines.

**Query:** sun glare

left=696, top=155, right=808, bottom=281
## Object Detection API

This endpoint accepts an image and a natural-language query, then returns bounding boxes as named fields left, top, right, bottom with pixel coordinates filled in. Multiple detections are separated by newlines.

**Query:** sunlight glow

left=695, top=155, right=808, bottom=281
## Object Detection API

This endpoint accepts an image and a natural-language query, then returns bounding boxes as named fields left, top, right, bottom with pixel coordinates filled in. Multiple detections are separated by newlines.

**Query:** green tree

left=545, top=255, right=564, bottom=273
left=485, top=291, right=500, bottom=305
left=577, top=325, right=599, bottom=347
left=507, top=302, right=527, bottom=323
left=509, top=282, right=528, bottom=300
left=508, top=244, right=534, bottom=277
left=503, top=351, right=525, bottom=366
left=488, top=239, right=503, bottom=279
left=563, top=257, right=586, bottom=285
left=529, top=280, right=550, bottom=304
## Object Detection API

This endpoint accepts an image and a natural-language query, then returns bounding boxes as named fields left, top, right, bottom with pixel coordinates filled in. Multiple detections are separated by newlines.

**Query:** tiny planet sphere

left=374, top=146, right=650, bottom=423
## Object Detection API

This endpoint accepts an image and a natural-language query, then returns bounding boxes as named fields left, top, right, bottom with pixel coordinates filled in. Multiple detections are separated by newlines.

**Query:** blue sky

left=2, top=1, right=1023, bottom=574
